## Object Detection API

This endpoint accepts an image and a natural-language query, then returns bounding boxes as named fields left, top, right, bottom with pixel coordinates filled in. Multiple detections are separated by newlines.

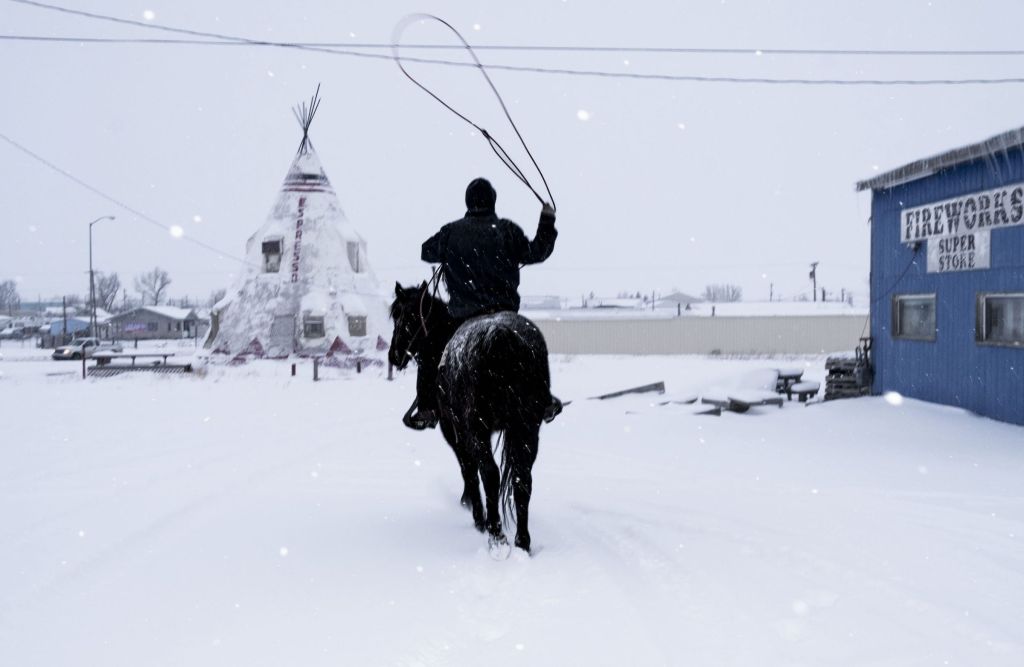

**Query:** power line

left=0, top=131, right=251, bottom=266
left=7, top=0, right=1024, bottom=86
left=4, top=33, right=1024, bottom=58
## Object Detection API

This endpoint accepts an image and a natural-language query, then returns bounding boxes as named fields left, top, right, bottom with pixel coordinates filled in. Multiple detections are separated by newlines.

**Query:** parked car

left=0, top=326, right=31, bottom=340
left=52, top=338, right=124, bottom=360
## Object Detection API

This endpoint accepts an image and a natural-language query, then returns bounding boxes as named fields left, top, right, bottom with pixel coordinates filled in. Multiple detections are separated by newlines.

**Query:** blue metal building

left=857, top=127, right=1024, bottom=425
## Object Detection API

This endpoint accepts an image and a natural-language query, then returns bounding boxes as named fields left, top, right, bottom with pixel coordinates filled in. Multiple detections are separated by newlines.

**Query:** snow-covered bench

left=90, top=352, right=193, bottom=376
left=93, top=351, right=178, bottom=367
left=787, top=381, right=820, bottom=403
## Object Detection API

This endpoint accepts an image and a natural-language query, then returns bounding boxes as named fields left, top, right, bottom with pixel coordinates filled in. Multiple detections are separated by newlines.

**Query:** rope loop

left=392, top=13, right=556, bottom=211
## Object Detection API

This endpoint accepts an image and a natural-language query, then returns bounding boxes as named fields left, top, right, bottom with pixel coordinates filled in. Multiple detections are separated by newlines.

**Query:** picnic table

left=773, top=368, right=820, bottom=402
left=775, top=368, right=804, bottom=394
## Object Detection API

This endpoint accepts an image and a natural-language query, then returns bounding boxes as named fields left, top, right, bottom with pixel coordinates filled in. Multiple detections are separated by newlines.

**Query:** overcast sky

left=3, top=0, right=1024, bottom=306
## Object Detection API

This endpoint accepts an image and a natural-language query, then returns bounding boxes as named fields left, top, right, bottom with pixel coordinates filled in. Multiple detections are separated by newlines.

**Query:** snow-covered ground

left=1, top=346, right=1022, bottom=666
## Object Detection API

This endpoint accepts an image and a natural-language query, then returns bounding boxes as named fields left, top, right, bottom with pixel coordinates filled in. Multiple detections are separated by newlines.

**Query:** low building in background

left=107, top=306, right=207, bottom=341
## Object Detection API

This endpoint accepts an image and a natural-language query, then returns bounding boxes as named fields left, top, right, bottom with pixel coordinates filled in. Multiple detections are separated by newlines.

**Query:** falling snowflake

left=577, top=109, right=591, bottom=121
left=883, top=391, right=904, bottom=406
left=169, top=225, right=184, bottom=238
left=142, top=10, right=156, bottom=21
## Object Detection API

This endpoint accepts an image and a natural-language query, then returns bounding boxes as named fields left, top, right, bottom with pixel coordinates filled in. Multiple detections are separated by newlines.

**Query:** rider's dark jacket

left=421, top=181, right=557, bottom=319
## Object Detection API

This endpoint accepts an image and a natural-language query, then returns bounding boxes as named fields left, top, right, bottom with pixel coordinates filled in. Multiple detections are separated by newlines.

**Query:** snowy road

left=1, top=352, right=1022, bottom=665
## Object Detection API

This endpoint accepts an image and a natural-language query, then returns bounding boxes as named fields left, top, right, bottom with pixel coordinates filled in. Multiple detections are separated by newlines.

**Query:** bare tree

left=208, top=288, right=227, bottom=307
left=135, top=267, right=172, bottom=305
left=94, top=272, right=121, bottom=312
left=0, top=280, right=19, bottom=314
left=120, top=288, right=137, bottom=312
left=702, top=284, right=743, bottom=303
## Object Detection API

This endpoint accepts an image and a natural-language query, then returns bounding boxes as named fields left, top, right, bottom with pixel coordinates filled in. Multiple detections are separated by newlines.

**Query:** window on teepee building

left=347, top=315, right=367, bottom=337
left=303, top=315, right=325, bottom=338
left=262, top=237, right=283, bottom=273
left=346, top=241, right=363, bottom=273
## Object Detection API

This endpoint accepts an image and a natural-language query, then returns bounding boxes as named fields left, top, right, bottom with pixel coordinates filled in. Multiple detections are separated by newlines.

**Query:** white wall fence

left=533, top=315, right=870, bottom=355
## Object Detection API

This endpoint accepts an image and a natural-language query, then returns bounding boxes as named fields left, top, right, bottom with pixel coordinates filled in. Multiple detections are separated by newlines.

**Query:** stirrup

left=543, top=396, right=563, bottom=424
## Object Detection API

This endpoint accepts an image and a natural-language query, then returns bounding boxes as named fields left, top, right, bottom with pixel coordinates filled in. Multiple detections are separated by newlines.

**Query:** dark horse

left=389, top=282, right=553, bottom=553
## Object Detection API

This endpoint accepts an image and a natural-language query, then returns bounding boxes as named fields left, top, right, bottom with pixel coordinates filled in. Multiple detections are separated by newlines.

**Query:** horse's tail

left=497, top=429, right=515, bottom=527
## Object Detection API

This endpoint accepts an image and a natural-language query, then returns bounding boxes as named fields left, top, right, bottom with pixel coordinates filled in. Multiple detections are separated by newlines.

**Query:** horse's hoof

left=473, top=519, right=487, bottom=533
left=514, top=536, right=531, bottom=553
left=488, top=533, right=511, bottom=561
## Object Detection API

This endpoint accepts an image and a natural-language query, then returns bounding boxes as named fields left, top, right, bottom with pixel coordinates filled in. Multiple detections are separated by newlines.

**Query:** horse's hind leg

left=472, top=428, right=505, bottom=541
left=441, top=419, right=484, bottom=531
left=459, top=460, right=484, bottom=531
left=507, top=422, right=541, bottom=553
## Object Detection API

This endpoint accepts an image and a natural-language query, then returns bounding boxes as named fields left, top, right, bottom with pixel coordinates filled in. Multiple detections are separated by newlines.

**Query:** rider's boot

left=543, top=395, right=563, bottom=424
left=403, top=398, right=439, bottom=431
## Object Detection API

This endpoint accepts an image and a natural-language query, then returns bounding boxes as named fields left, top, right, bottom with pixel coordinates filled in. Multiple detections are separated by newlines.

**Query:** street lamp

left=88, top=215, right=116, bottom=337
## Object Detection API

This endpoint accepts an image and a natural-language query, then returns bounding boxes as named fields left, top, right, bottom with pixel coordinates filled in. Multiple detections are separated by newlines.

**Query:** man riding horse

left=403, top=177, right=561, bottom=430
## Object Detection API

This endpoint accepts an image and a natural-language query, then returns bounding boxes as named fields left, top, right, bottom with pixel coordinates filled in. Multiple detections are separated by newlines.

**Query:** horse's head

left=389, top=281, right=429, bottom=370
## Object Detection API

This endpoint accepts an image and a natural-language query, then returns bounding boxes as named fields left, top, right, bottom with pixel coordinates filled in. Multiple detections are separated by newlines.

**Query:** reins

left=401, top=266, right=444, bottom=366
left=392, top=13, right=556, bottom=211
left=417, top=264, right=444, bottom=338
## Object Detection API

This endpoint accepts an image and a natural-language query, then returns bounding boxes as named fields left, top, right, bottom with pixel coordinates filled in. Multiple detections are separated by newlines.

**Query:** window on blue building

left=892, top=294, right=936, bottom=341
left=977, top=293, right=1024, bottom=346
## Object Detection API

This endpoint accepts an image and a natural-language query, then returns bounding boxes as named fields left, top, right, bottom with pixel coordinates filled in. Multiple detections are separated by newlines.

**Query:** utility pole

left=769, top=282, right=774, bottom=302
left=88, top=215, right=115, bottom=337
left=809, top=262, right=819, bottom=302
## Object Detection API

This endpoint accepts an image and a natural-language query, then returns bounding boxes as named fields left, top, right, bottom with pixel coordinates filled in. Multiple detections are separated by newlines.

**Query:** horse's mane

left=392, top=285, right=449, bottom=326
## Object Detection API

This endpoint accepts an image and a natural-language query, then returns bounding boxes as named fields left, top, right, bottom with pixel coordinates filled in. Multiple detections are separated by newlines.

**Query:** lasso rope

left=392, top=13, right=556, bottom=211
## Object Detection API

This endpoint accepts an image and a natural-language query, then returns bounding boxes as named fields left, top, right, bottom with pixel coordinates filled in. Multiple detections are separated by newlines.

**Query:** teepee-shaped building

left=207, top=88, right=390, bottom=359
